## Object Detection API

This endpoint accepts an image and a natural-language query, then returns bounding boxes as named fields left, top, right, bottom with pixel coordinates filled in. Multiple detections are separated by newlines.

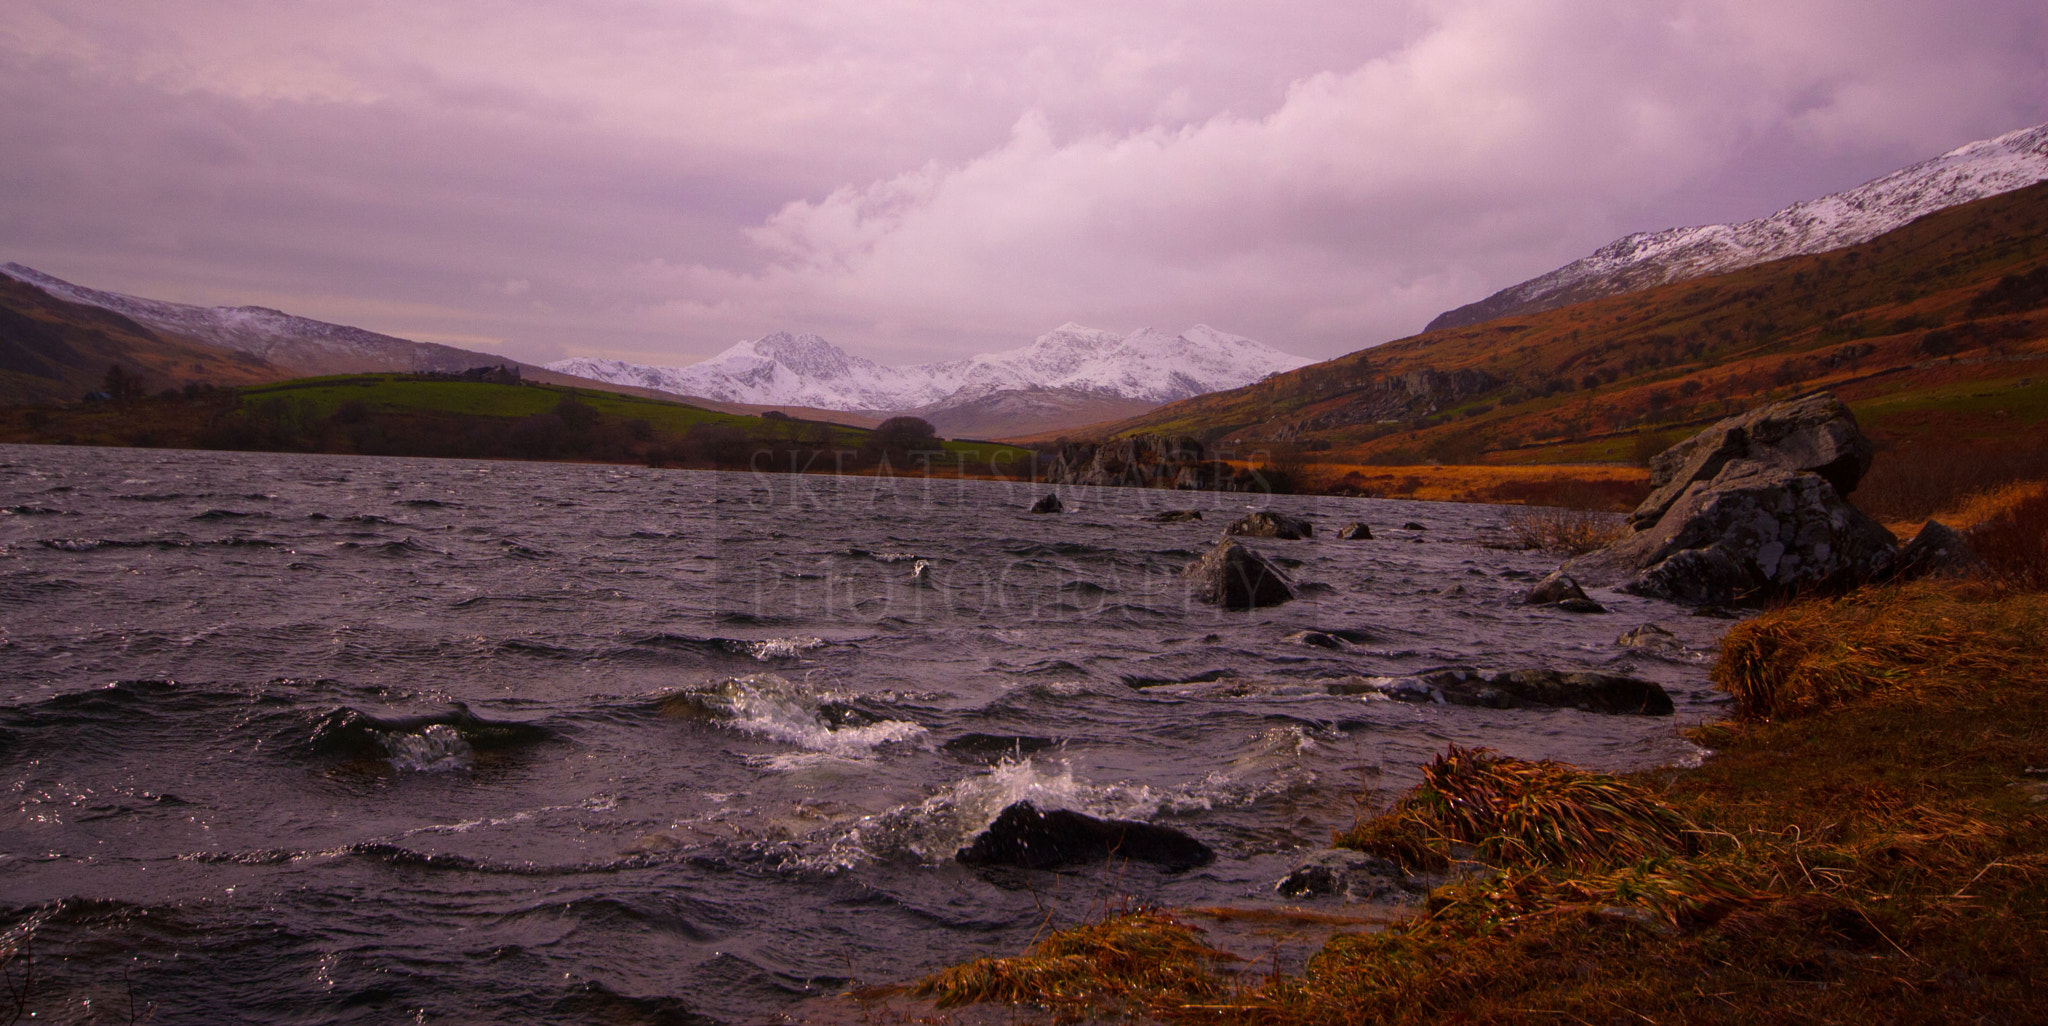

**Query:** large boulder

left=1630, top=392, right=1875, bottom=531
left=1227, top=510, right=1314, bottom=539
left=955, top=801, right=1213, bottom=872
left=1183, top=539, right=1296, bottom=609
left=1599, top=460, right=1897, bottom=605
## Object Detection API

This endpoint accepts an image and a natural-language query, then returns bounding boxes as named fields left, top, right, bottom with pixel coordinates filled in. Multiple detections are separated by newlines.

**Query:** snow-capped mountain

left=0, top=263, right=506, bottom=376
left=1428, top=121, right=2048, bottom=331
left=547, top=323, right=1312, bottom=412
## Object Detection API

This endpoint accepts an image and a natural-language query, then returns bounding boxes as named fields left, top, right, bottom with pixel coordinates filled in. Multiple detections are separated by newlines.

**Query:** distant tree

left=870, top=416, right=939, bottom=451
left=102, top=363, right=145, bottom=400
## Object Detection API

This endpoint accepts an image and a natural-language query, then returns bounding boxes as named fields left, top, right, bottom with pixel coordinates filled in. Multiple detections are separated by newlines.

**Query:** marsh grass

left=910, top=909, right=1234, bottom=1018
left=1498, top=506, right=1629, bottom=554
left=1334, top=746, right=1697, bottom=870
left=909, top=582, right=2048, bottom=1024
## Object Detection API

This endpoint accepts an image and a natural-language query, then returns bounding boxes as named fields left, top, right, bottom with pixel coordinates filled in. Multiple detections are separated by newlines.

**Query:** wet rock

left=1226, top=510, right=1315, bottom=539
left=1402, top=521, right=1426, bottom=531
left=1145, top=509, right=1204, bottom=523
left=1287, top=630, right=1346, bottom=649
left=1333, top=668, right=1673, bottom=715
left=1029, top=493, right=1063, bottom=514
left=1183, top=539, right=1296, bottom=609
left=1616, top=623, right=1684, bottom=655
left=1630, top=391, right=1876, bottom=531
left=1548, top=597, right=1607, bottom=614
left=1336, top=522, right=1373, bottom=540
left=955, top=801, right=1213, bottom=872
left=1600, top=460, right=1897, bottom=606
left=1891, top=520, right=1987, bottom=581
left=1522, top=570, right=1589, bottom=605
left=1482, top=669, right=1674, bottom=715
left=1276, top=849, right=1419, bottom=900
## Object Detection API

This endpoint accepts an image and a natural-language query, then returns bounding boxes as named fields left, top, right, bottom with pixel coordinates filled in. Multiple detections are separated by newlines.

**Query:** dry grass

left=911, top=581, right=2048, bottom=1025
left=1712, top=580, right=2046, bottom=720
left=1335, top=746, right=1697, bottom=870
left=1499, top=506, right=1628, bottom=554
left=910, top=909, right=1233, bottom=1018
left=1281, top=462, right=1650, bottom=509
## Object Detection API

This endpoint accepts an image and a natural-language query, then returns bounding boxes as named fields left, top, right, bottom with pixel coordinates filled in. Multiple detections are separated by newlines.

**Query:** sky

left=3, top=1, right=2044, bottom=368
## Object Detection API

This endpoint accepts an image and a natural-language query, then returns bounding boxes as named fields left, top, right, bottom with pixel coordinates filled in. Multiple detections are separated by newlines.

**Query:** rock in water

left=1630, top=391, right=1876, bottom=531
left=1892, top=520, right=1987, bottom=581
left=1276, top=849, right=1419, bottom=900
left=1522, top=570, right=1589, bottom=605
left=955, top=801, right=1213, bottom=872
left=1183, top=539, right=1296, bottom=609
left=1145, top=509, right=1204, bottom=523
left=1336, top=522, right=1373, bottom=539
left=1029, top=493, right=1063, bottom=514
left=1572, top=392, right=1898, bottom=606
left=1226, top=510, right=1314, bottom=539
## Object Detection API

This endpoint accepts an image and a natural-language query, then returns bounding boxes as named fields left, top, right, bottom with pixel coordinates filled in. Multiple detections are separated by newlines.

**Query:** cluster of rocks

left=1564, top=392, right=1982, bottom=606
left=1327, top=668, right=1674, bottom=715
left=1042, top=435, right=1270, bottom=491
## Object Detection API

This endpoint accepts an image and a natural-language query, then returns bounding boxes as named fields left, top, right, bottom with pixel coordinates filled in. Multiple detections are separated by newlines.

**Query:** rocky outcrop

left=1183, top=539, right=1297, bottom=610
left=954, top=801, right=1213, bottom=872
left=1044, top=435, right=1263, bottom=491
left=1029, top=493, right=1063, bottom=514
left=1337, top=522, right=1373, bottom=540
left=1630, top=392, right=1875, bottom=531
left=1330, top=668, right=1673, bottom=715
left=1226, top=510, right=1314, bottom=539
left=1891, top=520, right=1987, bottom=581
left=1572, top=393, right=1898, bottom=606
left=1276, top=849, right=1422, bottom=901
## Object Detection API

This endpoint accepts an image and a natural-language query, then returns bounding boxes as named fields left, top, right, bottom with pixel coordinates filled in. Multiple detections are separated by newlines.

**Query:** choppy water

left=0, top=445, right=1736, bottom=1023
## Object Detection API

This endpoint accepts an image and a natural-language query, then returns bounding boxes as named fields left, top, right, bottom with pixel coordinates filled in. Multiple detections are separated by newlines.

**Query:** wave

left=306, top=702, right=554, bottom=773
left=648, top=674, right=924, bottom=759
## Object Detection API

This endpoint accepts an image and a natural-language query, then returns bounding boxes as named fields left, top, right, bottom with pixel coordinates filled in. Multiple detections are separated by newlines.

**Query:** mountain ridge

left=546, top=322, right=1313, bottom=413
left=1428, top=121, right=2048, bottom=331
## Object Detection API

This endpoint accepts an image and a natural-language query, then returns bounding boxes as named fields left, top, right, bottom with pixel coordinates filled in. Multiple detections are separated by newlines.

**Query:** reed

left=1499, top=505, right=1628, bottom=554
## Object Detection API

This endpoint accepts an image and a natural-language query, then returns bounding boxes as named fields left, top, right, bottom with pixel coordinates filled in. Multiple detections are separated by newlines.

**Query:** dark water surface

left=0, top=445, right=1735, bottom=1023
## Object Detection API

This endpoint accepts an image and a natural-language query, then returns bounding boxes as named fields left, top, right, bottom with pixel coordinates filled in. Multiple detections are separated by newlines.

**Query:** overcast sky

left=3, top=1, right=2044, bottom=367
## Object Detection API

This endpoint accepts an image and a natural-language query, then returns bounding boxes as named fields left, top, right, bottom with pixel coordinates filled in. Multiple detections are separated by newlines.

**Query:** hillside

left=0, top=275, right=288, bottom=403
left=1085, top=180, right=2048, bottom=512
left=1429, top=120, right=2048, bottom=330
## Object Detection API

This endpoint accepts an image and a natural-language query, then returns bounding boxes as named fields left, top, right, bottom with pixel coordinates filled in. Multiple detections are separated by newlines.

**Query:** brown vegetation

left=1499, top=506, right=1629, bottom=553
left=902, top=576, right=2048, bottom=1024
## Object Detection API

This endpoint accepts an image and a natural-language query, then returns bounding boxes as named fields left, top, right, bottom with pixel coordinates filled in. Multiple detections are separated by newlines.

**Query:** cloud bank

left=2, top=0, right=2043, bottom=364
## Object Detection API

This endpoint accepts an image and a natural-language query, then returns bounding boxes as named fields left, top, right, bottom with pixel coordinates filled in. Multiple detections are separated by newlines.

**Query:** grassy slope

left=0, top=278, right=283, bottom=403
left=0, top=372, right=1034, bottom=469
left=1088, top=182, right=2048, bottom=481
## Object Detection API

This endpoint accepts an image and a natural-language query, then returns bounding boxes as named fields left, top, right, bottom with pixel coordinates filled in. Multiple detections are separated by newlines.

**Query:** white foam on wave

left=378, top=723, right=474, bottom=772
left=683, top=673, right=926, bottom=760
left=745, top=636, right=824, bottom=661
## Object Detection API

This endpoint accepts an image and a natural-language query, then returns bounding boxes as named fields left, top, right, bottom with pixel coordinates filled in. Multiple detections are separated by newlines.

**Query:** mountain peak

left=547, top=324, right=1313, bottom=411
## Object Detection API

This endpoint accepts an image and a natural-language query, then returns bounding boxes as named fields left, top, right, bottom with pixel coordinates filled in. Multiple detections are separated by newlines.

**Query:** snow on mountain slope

left=1428, top=121, right=2048, bottom=331
left=547, top=323, right=1312, bottom=412
left=0, top=263, right=508, bottom=375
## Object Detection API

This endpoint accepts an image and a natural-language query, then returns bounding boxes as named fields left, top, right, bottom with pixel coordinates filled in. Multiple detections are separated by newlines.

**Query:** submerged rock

left=1616, top=623, right=1688, bottom=657
left=1226, top=510, right=1314, bottom=539
left=955, top=801, right=1213, bottom=872
left=1144, top=509, right=1205, bottom=523
left=1402, top=521, right=1426, bottom=531
left=1891, top=519, right=1987, bottom=581
left=1336, top=522, right=1373, bottom=540
left=1183, top=538, right=1296, bottom=610
left=1522, top=570, right=1590, bottom=605
left=1330, top=668, right=1673, bottom=715
left=1276, top=849, right=1420, bottom=901
left=1028, top=493, right=1063, bottom=514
